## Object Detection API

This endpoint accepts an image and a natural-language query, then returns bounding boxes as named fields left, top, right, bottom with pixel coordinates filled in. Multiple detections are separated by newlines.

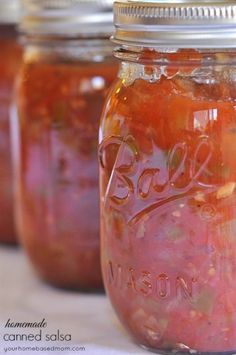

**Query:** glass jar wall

left=0, top=1, right=22, bottom=244
left=14, top=0, right=117, bottom=290
left=99, top=1, right=236, bottom=353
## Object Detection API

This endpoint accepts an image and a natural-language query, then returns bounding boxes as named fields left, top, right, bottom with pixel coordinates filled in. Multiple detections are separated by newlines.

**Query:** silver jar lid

left=0, top=0, right=21, bottom=24
left=20, top=0, right=114, bottom=37
left=113, top=0, right=236, bottom=48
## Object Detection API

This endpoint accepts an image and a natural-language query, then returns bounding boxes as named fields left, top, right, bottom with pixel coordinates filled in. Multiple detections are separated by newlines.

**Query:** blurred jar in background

left=13, top=0, right=117, bottom=290
left=0, top=0, right=22, bottom=244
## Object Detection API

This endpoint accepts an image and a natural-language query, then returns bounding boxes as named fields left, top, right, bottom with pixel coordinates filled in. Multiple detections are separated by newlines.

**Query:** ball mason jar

left=13, top=0, right=117, bottom=290
left=99, top=1, right=236, bottom=353
left=0, top=0, right=22, bottom=244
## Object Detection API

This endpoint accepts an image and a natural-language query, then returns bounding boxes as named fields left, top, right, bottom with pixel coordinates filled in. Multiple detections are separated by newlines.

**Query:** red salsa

left=99, top=51, right=236, bottom=353
left=0, top=25, right=22, bottom=244
left=16, top=56, right=117, bottom=289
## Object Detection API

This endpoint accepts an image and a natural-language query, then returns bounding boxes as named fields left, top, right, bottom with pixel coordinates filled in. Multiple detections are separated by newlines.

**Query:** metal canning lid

left=20, top=0, right=114, bottom=37
left=0, top=0, right=21, bottom=24
left=113, top=0, right=236, bottom=48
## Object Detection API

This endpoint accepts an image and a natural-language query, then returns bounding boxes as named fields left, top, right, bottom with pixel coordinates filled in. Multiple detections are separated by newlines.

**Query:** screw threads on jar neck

left=113, top=0, right=236, bottom=48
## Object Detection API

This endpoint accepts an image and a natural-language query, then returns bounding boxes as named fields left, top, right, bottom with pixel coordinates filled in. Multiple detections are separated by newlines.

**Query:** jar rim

left=20, top=0, right=114, bottom=38
left=0, top=0, right=22, bottom=24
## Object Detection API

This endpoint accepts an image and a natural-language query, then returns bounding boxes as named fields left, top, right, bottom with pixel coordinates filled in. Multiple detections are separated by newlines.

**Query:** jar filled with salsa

left=14, top=0, right=117, bottom=290
left=0, top=0, right=22, bottom=244
left=99, top=1, right=236, bottom=353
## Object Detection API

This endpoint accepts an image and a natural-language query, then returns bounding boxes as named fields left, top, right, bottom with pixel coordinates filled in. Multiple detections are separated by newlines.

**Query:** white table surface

left=0, top=246, right=148, bottom=355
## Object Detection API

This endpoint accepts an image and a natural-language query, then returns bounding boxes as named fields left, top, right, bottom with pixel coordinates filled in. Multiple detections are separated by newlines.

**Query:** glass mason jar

left=0, top=0, right=22, bottom=244
left=99, top=1, right=236, bottom=353
left=14, top=0, right=117, bottom=290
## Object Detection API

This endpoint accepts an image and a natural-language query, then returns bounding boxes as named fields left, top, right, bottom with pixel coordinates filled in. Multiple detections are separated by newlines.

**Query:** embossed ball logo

left=99, top=134, right=219, bottom=225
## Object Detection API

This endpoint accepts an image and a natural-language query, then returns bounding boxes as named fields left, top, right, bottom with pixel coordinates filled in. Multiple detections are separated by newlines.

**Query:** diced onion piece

left=216, top=182, right=236, bottom=200
left=194, top=192, right=206, bottom=202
